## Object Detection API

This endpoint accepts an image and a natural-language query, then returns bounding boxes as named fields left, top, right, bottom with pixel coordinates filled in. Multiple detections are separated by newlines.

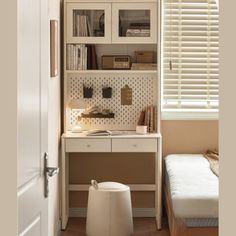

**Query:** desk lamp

left=69, top=99, right=86, bottom=133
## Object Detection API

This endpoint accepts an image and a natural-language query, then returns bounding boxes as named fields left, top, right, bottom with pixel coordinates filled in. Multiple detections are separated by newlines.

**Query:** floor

left=61, top=218, right=170, bottom=236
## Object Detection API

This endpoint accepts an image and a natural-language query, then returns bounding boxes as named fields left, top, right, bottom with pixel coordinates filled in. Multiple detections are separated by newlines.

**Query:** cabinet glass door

left=112, top=3, right=157, bottom=44
left=67, top=3, right=111, bottom=44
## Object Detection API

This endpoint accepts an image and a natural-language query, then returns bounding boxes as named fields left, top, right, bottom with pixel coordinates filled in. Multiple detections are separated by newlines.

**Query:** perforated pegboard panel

left=67, top=73, right=157, bottom=130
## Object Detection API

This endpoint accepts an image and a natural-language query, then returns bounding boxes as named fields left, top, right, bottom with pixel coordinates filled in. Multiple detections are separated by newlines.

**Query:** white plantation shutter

left=162, top=0, right=219, bottom=113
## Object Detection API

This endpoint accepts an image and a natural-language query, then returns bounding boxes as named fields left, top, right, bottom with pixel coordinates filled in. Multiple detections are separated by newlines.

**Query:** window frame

left=161, top=0, right=219, bottom=120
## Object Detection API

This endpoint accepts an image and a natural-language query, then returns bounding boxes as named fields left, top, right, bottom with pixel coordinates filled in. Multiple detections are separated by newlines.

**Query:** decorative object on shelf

left=82, top=105, right=114, bottom=118
left=50, top=20, right=58, bottom=77
left=136, top=125, right=148, bottom=134
left=95, top=12, right=105, bottom=36
left=83, top=105, right=102, bottom=115
left=135, top=51, right=155, bottom=63
left=102, top=87, right=112, bottom=98
left=121, top=85, right=132, bottom=105
left=69, top=99, right=86, bottom=133
left=102, top=55, right=131, bottom=70
left=83, top=85, right=93, bottom=98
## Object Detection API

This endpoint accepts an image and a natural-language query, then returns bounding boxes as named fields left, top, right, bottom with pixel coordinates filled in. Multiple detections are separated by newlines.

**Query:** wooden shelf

left=81, top=113, right=115, bottom=118
left=65, top=69, right=157, bottom=74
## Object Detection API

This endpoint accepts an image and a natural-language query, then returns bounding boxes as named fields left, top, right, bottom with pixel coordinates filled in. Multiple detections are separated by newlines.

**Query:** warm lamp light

left=69, top=99, right=86, bottom=133
left=69, top=99, right=86, bottom=110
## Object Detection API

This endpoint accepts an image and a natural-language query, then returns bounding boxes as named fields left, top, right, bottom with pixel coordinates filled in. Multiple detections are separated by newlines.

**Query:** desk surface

left=62, top=131, right=162, bottom=139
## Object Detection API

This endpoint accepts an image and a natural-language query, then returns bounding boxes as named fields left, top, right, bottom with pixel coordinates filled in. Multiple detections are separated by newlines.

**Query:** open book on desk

left=85, top=130, right=128, bottom=136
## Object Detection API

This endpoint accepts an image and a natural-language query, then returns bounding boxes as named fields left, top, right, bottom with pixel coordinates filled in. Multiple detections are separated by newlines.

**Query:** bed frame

left=164, top=183, right=218, bottom=236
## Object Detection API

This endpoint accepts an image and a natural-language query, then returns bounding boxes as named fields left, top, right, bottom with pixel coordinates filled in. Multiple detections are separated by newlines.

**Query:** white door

left=17, top=0, right=50, bottom=235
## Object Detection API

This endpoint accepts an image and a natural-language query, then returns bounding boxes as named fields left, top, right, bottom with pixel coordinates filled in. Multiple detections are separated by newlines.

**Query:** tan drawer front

left=112, top=139, right=157, bottom=152
left=65, top=139, right=111, bottom=152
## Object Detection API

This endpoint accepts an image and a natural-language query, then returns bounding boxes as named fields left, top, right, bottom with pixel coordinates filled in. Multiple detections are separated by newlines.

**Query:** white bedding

left=165, top=154, right=219, bottom=218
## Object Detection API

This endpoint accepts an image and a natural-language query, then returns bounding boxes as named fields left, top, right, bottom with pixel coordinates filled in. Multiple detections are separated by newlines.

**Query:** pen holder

left=102, top=87, right=112, bottom=98
left=83, top=86, right=93, bottom=98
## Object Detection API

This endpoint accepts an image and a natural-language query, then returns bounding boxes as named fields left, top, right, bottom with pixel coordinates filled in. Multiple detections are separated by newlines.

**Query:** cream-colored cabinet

left=66, top=3, right=111, bottom=44
left=112, top=3, right=157, bottom=44
left=66, top=1, right=157, bottom=44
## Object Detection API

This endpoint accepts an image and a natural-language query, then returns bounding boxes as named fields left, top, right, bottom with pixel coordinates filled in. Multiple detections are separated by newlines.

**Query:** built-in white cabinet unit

left=66, top=3, right=112, bottom=43
left=62, top=0, right=163, bottom=230
left=66, top=1, right=157, bottom=44
left=112, top=3, right=157, bottom=44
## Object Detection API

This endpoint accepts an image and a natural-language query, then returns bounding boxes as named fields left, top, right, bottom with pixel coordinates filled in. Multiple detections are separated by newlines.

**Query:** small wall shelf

left=81, top=113, right=115, bottom=118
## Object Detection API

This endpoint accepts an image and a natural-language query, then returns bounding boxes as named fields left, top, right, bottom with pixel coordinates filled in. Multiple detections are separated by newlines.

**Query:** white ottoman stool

left=86, top=180, right=133, bottom=236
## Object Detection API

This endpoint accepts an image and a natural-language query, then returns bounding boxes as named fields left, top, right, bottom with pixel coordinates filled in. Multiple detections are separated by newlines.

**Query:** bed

left=164, top=154, right=219, bottom=236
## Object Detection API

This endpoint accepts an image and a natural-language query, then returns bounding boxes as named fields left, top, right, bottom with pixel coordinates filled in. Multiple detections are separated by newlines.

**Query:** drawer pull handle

left=133, top=144, right=137, bottom=147
left=87, top=144, right=91, bottom=148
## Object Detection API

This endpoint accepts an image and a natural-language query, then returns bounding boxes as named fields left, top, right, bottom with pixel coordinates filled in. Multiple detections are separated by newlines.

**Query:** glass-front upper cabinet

left=112, top=3, right=157, bottom=44
left=66, top=3, right=111, bottom=44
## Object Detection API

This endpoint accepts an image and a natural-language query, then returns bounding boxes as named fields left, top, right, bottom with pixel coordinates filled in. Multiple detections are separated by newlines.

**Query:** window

left=162, top=0, right=219, bottom=119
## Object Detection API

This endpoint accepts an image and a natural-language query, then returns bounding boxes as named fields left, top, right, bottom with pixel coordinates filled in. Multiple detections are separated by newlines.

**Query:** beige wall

left=69, top=153, right=156, bottom=208
left=48, top=0, right=61, bottom=235
left=69, top=120, right=218, bottom=208
left=162, top=120, right=218, bottom=156
left=220, top=0, right=236, bottom=234
left=0, top=1, right=18, bottom=235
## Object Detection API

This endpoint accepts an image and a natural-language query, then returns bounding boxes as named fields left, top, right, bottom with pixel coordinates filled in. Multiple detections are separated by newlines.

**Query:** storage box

left=135, top=51, right=155, bottom=63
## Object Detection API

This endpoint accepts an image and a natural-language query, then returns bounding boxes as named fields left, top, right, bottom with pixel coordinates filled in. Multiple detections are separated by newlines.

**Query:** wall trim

left=69, top=208, right=155, bottom=218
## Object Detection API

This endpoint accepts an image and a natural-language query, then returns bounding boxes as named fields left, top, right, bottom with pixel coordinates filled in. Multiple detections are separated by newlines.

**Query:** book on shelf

left=85, top=130, right=127, bottom=136
left=90, top=45, right=98, bottom=70
left=130, top=22, right=150, bottom=28
left=137, top=105, right=157, bottom=133
left=66, top=44, right=97, bottom=70
left=76, top=15, right=89, bottom=37
left=75, top=14, right=93, bottom=37
left=126, top=29, right=150, bottom=37
left=126, top=22, right=150, bottom=37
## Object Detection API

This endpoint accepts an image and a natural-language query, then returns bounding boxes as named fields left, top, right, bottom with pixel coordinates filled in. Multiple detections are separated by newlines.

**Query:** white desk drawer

left=65, top=139, right=111, bottom=152
left=112, top=139, right=157, bottom=152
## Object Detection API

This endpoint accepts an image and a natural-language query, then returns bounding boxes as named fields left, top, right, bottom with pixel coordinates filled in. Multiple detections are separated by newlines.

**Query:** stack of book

left=66, top=44, right=87, bottom=70
left=137, top=105, right=157, bottom=133
left=66, top=44, right=98, bottom=70
left=75, top=15, right=91, bottom=37
left=126, top=23, right=150, bottom=37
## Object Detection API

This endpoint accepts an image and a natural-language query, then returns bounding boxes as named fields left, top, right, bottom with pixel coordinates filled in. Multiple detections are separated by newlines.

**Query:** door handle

left=44, top=152, right=59, bottom=198
left=46, top=167, right=59, bottom=177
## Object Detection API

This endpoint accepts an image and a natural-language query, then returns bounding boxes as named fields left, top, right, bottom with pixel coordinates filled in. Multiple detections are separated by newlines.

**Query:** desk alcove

left=61, top=132, right=162, bottom=230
